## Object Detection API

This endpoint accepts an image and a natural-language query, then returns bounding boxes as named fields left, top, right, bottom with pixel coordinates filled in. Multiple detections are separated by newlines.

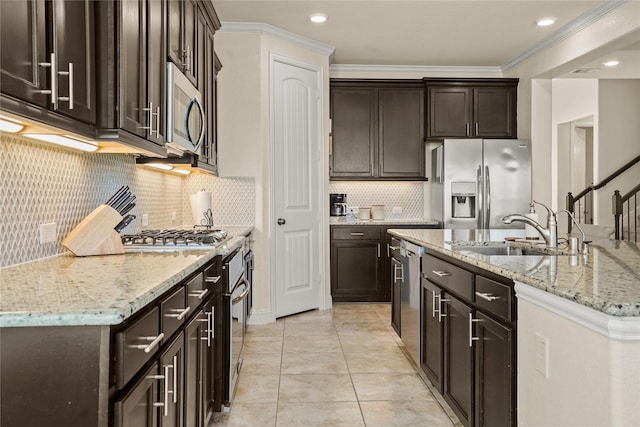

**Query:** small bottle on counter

left=525, top=203, right=540, bottom=240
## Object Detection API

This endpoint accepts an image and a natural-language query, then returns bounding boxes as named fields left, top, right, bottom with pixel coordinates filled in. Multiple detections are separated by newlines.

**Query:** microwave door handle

left=185, top=97, right=206, bottom=152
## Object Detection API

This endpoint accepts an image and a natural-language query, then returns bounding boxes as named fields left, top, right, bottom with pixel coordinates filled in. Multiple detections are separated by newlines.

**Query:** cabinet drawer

left=332, top=227, right=381, bottom=240
left=422, top=254, right=473, bottom=301
left=475, top=276, right=513, bottom=322
left=185, top=272, right=208, bottom=312
left=161, top=286, right=189, bottom=339
left=114, top=306, right=161, bottom=389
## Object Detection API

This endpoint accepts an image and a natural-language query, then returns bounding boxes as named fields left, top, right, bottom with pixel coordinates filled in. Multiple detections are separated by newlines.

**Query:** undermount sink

left=453, top=245, right=551, bottom=256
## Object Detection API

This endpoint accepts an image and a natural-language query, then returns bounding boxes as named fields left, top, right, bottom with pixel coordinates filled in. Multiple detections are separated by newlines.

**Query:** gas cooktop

left=121, top=227, right=229, bottom=250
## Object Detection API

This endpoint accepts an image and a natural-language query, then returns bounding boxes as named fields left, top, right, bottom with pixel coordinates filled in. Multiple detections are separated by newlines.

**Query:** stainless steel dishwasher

left=399, top=239, right=424, bottom=365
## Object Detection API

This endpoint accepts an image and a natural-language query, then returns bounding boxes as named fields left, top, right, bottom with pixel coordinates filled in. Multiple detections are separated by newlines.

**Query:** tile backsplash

left=328, top=181, right=424, bottom=218
left=1, top=134, right=254, bottom=267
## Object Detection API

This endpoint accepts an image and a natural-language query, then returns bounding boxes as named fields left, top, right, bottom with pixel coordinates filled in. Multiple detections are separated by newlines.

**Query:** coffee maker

left=330, top=193, right=347, bottom=216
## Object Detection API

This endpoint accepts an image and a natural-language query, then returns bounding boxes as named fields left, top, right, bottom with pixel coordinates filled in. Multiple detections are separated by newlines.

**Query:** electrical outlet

left=347, top=206, right=359, bottom=214
left=39, top=223, right=57, bottom=244
left=535, top=333, right=549, bottom=378
left=392, top=206, right=403, bottom=214
left=142, top=214, right=149, bottom=227
left=171, top=211, right=177, bottom=222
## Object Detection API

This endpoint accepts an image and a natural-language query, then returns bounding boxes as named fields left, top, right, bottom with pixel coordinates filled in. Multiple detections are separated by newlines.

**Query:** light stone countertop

left=330, top=217, right=439, bottom=226
left=387, top=228, right=640, bottom=317
left=0, top=226, right=253, bottom=328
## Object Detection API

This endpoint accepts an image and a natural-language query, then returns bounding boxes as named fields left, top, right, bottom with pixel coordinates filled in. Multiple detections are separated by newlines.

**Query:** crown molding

left=219, top=21, right=336, bottom=60
left=502, top=0, right=627, bottom=72
left=329, top=64, right=503, bottom=76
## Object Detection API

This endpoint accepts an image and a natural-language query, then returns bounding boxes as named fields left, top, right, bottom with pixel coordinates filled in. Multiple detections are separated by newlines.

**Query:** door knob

left=277, top=218, right=286, bottom=225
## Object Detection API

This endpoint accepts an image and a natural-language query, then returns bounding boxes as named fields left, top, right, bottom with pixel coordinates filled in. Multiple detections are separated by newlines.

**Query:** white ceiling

left=215, top=0, right=640, bottom=78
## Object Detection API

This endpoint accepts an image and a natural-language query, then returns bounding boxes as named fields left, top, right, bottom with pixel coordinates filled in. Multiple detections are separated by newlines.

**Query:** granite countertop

left=0, top=226, right=253, bottom=328
left=330, top=217, right=439, bottom=226
left=387, top=228, right=640, bottom=317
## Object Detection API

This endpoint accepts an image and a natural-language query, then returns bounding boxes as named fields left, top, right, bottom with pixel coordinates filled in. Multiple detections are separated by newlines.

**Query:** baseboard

left=247, top=309, right=276, bottom=325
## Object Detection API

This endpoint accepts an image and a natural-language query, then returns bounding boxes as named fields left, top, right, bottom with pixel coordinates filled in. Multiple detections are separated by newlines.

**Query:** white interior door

left=271, top=56, right=323, bottom=318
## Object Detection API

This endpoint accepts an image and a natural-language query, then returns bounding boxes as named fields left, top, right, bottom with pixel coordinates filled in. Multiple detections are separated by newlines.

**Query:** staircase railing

left=613, top=184, right=640, bottom=242
left=567, top=154, right=640, bottom=233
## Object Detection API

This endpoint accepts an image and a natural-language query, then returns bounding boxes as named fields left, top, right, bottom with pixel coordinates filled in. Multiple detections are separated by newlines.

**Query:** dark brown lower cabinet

left=443, top=294, right=474, bottom=426
left=114, top=362, right=160, bottom=427
left=421, top=278, right=443, bottom=392
left=159, top=334, right=185, bottom=427
left=390, top=254, right=402, bottom=334
left=420, top=251, right=516, bottom=427
left=331, top=240, right=384, bottom=301
left=474, top=312, right=514, bottom=427
left=185, top=309, right=206, bottom=427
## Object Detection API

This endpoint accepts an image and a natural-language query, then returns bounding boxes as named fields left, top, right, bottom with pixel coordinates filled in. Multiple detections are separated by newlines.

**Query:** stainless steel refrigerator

left=431, top=139, right=531, bottom=229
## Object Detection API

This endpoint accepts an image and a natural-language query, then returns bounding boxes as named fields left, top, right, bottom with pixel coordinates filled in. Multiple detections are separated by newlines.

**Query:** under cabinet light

left=172, top=169, right=191, bottom=175
left=602, top=60, right=620, bottom=67
left=0, top=118, right=24, bottom=133
left=145, top=163, right=174, bottom=171
left=24, top=134, right=98, bottom=152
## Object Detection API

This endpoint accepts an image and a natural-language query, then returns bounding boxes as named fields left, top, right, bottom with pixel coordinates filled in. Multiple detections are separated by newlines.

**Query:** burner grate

left=121, top=228, right=228, bottom=247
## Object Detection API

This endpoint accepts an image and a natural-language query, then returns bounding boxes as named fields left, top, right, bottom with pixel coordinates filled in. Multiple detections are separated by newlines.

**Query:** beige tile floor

left=211, top=303, right=461, bottom=427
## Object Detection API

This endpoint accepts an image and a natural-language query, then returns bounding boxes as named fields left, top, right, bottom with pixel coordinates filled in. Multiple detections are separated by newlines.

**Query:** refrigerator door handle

left=477, top=165, right=483, bottom=229
left=485, top=165, right=491, bottom=229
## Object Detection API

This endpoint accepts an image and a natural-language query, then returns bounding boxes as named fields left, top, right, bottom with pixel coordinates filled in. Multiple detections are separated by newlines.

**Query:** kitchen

left=1, top=1, right=640, bottom=426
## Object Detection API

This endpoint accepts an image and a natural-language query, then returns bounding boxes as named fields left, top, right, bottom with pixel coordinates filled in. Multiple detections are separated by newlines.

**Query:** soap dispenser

left=525, top=203, right=539, bottom=240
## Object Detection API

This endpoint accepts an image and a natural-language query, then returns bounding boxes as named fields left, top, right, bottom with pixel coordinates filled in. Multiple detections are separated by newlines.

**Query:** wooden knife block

left=62, top=205, right=124, bottom=256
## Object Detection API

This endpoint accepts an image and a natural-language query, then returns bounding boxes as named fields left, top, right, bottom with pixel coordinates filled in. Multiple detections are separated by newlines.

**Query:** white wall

left=504, top=1, right=640, bottom=208
left=597, top=79, right=640, bottom=226
left=216, top=27, right=331, bottom=322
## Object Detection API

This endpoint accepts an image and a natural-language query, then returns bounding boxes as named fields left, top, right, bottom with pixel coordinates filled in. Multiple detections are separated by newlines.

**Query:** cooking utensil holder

left=62, top=204, right=124, bottom=256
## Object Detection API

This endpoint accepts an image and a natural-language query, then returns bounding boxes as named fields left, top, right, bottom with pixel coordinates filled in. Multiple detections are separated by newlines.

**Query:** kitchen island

left=388, top=228, right=640, bottom=426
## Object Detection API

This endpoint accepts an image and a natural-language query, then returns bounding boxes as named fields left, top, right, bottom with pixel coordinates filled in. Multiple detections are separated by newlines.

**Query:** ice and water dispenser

left=450, top=182, right=476, bottom=218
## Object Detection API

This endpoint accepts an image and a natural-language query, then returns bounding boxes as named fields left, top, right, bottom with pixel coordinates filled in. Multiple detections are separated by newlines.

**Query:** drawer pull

left=469, top=313, right=481, bottom=347
left=350, top=232, right=365, bottom=236
left=432, top=270, right=451, bottom=277
left=189, top=289, right=209, bottom=299
left=205, top=275, right=221, bottom=283
left=476, top=292, right=499, bottom=302
left=432, top=291, right=438, bottom=318
left=166, top=307, right=191, bottom=320
left=131, top=333, right=165, bottom=353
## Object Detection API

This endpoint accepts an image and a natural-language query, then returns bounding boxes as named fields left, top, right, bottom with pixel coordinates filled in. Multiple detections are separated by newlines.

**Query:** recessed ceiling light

left=309, top=13, right=327, bottom=23
left=602, top=60, right=620, bottom=67
left=536, top=17, right=557, bottom=27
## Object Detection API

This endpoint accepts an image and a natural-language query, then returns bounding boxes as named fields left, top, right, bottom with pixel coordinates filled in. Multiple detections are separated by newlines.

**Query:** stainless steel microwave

left=165, top=62, right=205, bottom=153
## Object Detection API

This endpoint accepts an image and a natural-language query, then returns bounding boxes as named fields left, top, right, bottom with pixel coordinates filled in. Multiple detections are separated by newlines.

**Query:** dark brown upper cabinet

left=425, top=78, right=518, bottom=140
left=168, top=0, right=199, bottom=87
left=95, top=0, right=167, bottom=156
left=0, top=0, right=96, bottom=136
left=330, top=80, right=427, bottom=180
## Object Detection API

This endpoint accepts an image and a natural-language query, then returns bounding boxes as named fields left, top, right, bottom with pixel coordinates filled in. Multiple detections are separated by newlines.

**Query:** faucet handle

left=533, top=200, right=554, bottom=217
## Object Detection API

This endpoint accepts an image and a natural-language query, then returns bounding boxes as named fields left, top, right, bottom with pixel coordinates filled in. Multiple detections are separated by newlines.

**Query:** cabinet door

left=330, top=88, right=377, bottom=178
left=202, top=298, right=218, bottom=418
left=421, top=278, right=444, bottom=393
left=427, top=87, right=472, bottom=139
left=147, top=0, right=166, bottom=145
left=53, top=0, right=95, bottom=124
left=443, top=294, right=473, bottom=426
left=378, top=88, right=425, bottom=178
left=159, top=334, right=185, bottom=427
left=183, top=0, right=198, bottom=85
left=473, top=87, right=516, bottom=138
left=113, top=362, right=160, bottom=427
left=120, top=0, right=147, bottom=138
left=474, top=312, right=515, bottom=427
left=185, top=310, right=206, bottom=427
left=167, top=0, right=182, bottom=66
left=0, top=0, right=47, bottom=106
left=330, top=240, right=384, bottom=301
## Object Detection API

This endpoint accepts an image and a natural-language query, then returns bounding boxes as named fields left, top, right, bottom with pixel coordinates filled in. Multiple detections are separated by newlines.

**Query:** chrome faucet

left=556, top=209, right=591, bottom=254
left=501, top=201, right=558, bottom=248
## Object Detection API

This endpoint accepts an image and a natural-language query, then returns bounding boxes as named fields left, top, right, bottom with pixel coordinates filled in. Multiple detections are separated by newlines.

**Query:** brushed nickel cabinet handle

left=469, top=313, right=481, bottom=347
left=475, top=291, right=499, bottom=302
left=432, top=270, right=451, bottom=277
